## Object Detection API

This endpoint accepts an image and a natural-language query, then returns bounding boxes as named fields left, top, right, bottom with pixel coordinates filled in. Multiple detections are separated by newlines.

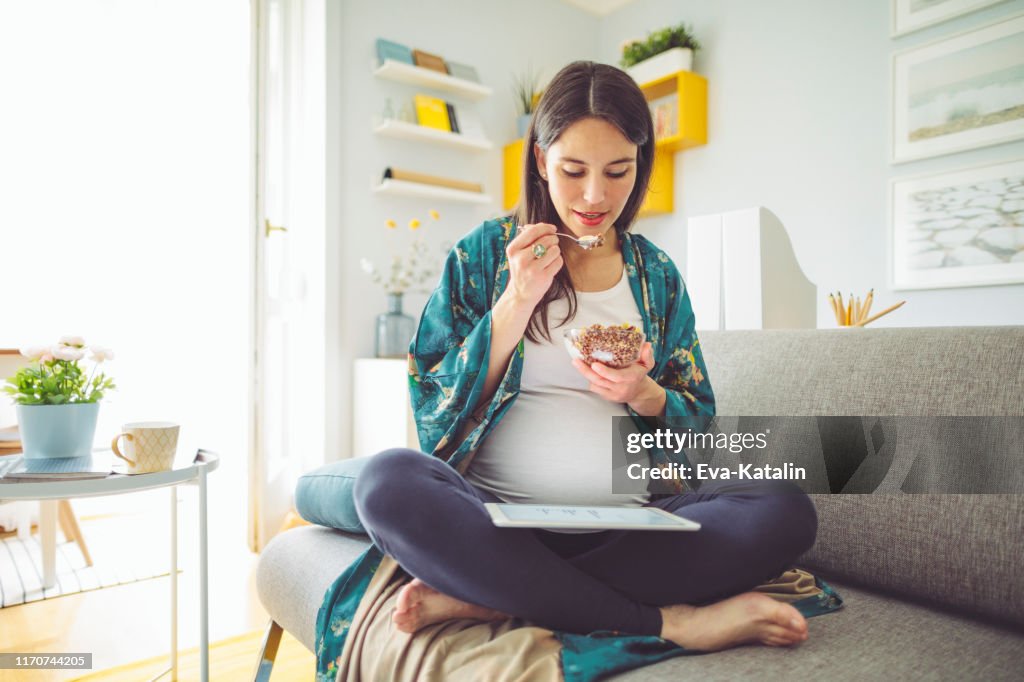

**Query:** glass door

left=250, top=0, right=326, bottom=551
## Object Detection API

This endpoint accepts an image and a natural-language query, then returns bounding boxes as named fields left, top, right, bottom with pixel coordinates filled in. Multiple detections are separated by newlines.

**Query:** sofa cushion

left=698, top=327, right=1024, bottom=417
left=257, top=527, right=1024, bottom=680
left=685, top=416, right=1024, bottom=625
left=256, top=525, right=370, bottom=649
left=610, top=582, right=1024, bottom=681
left=697, top=327, right=1024, bottom=627
left=802, top=493, right=1024, bottom=629
left=294, top=456, right=371, bottom=534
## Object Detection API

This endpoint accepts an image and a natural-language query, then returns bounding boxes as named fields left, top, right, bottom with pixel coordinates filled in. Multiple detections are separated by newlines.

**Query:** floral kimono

left=410, top=217, right=715, bottom=480
left=315, top=217, right=841, bottom=681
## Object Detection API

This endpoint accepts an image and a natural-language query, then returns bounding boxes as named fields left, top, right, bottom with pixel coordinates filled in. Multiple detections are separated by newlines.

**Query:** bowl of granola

left=564, top=324, right=644, bottom=369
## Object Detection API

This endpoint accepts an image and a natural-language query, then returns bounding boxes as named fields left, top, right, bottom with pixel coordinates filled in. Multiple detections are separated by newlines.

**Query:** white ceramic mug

left=111, top=421, right=180, bottom=474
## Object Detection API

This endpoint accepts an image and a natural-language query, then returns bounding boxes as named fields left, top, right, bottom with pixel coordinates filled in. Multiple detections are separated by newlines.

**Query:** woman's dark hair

left=514, top=60, right=654, bottom=343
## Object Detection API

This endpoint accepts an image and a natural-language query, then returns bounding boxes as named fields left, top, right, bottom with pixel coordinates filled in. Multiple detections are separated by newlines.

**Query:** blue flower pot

left=17, top=403, right=100, bottom=459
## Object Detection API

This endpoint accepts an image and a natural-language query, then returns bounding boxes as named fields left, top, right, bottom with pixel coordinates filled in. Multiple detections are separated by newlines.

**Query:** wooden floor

left=0, top=488, right=277, bottom=682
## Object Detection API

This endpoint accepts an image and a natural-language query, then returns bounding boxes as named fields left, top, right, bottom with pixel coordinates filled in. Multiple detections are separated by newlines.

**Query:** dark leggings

left=353, top=448, right=817, bottom=637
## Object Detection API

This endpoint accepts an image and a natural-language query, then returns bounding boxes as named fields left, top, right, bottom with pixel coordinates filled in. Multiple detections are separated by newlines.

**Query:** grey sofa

left=256, top=327, right=1024, bottom=680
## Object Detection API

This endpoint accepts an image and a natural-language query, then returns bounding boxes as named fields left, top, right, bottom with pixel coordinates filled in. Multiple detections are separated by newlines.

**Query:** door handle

left=265, top=219, right=289, bottom=238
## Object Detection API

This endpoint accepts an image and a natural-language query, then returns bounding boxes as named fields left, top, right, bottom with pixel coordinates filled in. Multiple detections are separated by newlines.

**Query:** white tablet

left=484, top=503, right=700, bottom=531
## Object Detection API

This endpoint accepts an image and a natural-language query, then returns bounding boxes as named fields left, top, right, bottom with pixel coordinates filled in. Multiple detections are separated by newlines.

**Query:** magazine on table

left=0, top=450, right=115, bottom=481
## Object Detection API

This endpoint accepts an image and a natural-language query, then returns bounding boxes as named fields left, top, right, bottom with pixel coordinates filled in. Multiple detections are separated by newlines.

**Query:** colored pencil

left=829, top=294, right=843, bottom=325
left=861, top=289, right=874, bottom=323
left=855, top=300, right=905, bottom=327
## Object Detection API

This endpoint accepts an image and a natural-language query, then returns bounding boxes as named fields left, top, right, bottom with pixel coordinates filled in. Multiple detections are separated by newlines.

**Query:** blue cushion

left=294, top=456, right=372, bottom=534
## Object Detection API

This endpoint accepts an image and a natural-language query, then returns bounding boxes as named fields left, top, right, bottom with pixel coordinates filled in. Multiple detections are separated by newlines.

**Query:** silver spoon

left=559, top=233, right=604, bottom=250
left=518, top=227, right=604, bottom=251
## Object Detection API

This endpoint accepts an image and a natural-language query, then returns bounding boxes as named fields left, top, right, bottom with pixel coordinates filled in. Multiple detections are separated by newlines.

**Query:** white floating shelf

left=374, top=59, right=493, bottom=100
left=374, top=178, right=493, bottom=205
left=373, top=119, right=493, bottom=151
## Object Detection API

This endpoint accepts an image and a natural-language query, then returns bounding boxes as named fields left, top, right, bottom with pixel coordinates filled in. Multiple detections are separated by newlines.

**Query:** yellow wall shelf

left=643, top=70, right=707, bottom=153
left=503, top=139, right=525, bottom=211
left=501, top=70, right=707, bottom=217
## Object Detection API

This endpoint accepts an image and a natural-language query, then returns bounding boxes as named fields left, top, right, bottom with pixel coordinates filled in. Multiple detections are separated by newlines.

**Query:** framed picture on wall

left=891, top=0, right=1010, bottom=37
left=891, top=12, right=1024, bottom=163
left=890, top=157, right=1024, bottom=290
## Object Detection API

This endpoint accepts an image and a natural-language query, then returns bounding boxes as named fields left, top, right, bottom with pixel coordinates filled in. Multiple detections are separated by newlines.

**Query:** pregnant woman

left=354, top=60, right=817, bottom=652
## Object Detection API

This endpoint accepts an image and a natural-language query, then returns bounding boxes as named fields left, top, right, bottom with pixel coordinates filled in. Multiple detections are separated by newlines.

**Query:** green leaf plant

left=3, top=336, right=116, bottom=405
left=512, top=64, right=542, bottom=116
left=620, top=23, right=702, bottom=69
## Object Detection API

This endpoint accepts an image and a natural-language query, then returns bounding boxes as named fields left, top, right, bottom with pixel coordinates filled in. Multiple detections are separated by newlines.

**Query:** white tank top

left=465, top=266, right=650, bottom=510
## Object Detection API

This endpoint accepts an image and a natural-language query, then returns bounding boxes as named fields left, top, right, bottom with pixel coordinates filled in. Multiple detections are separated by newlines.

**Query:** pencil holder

left=828, top=290, right=905, bottom=327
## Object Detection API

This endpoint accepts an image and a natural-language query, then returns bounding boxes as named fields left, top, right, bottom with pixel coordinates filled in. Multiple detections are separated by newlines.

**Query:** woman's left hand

left=571, top=342, right=666, bottom=415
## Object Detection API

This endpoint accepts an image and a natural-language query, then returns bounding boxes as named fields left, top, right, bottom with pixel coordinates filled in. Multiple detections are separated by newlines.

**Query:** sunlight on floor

left=0, top=490, right=271, bottom=682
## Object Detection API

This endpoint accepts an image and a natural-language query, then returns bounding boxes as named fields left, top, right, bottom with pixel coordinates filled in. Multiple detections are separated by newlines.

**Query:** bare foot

left=392, top=578, right=509, bottom=633
left=660, top=592, right=809, bottom=651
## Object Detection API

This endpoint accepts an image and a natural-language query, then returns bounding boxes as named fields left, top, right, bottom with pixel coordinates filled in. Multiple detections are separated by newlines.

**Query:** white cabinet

left=352, top=358, right=420, bottom=457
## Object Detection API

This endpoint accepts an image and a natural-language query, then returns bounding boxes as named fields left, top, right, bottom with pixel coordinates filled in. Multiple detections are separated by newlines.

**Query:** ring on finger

left=532, top=243, right=547, bottom=259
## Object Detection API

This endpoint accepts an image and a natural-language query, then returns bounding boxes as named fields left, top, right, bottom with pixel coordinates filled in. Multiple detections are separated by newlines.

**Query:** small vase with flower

left=360, top=211, right=441, bottom=358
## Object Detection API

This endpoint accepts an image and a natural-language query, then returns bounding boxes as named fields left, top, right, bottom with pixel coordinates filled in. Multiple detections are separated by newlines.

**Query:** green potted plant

left=512, top=66, right=542, bottom=139
left=620, top=22, right=701, bottom=84
left=3, top=336, right=115, bottom=459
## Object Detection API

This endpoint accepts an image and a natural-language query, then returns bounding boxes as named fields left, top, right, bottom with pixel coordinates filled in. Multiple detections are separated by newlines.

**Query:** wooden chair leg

left=57, top=500, right=93, bottom=567
left=252, top=620, right=283, bottom=682
left=57, top=500, right=74, bottom=540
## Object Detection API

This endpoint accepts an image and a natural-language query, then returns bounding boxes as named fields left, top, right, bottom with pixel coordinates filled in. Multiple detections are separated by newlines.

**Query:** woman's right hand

left=504, top=222, right=563, bottom=308
left=476, top=222, right=562, bottom=411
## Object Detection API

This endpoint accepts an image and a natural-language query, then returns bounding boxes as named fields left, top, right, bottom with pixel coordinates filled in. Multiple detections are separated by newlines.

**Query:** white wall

left=598, top=0, right=1024, bottom=328
left=329, top=0, right=600, bottom=458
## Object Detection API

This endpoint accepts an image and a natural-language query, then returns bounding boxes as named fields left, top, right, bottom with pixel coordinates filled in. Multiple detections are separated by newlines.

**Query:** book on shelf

left=383, top=167, right=483, bottom=194
left=0, top=451, right=115, bottom=482
left=413, top=94, right=452, bottom=132
left=446, top=61, right=480, bottom=83
left=375, top=38, right=414, bottom=66
left=649, top=93, right=678, bottom=140
left=446, top=102, right=460, bottom=134
left=412, top=49, right=448, bottom=74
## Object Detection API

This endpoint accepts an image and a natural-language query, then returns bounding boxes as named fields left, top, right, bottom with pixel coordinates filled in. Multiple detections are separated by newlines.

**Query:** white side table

left=0, top=450, right=219, bottom=681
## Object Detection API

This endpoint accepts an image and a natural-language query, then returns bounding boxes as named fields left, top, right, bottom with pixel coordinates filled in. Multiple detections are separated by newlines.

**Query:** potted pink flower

left=3, top=336, right=115, bottom=459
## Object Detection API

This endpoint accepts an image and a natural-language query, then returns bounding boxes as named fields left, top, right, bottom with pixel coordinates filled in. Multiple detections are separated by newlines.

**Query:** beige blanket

left=333, top=556, right=822, bottom=682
